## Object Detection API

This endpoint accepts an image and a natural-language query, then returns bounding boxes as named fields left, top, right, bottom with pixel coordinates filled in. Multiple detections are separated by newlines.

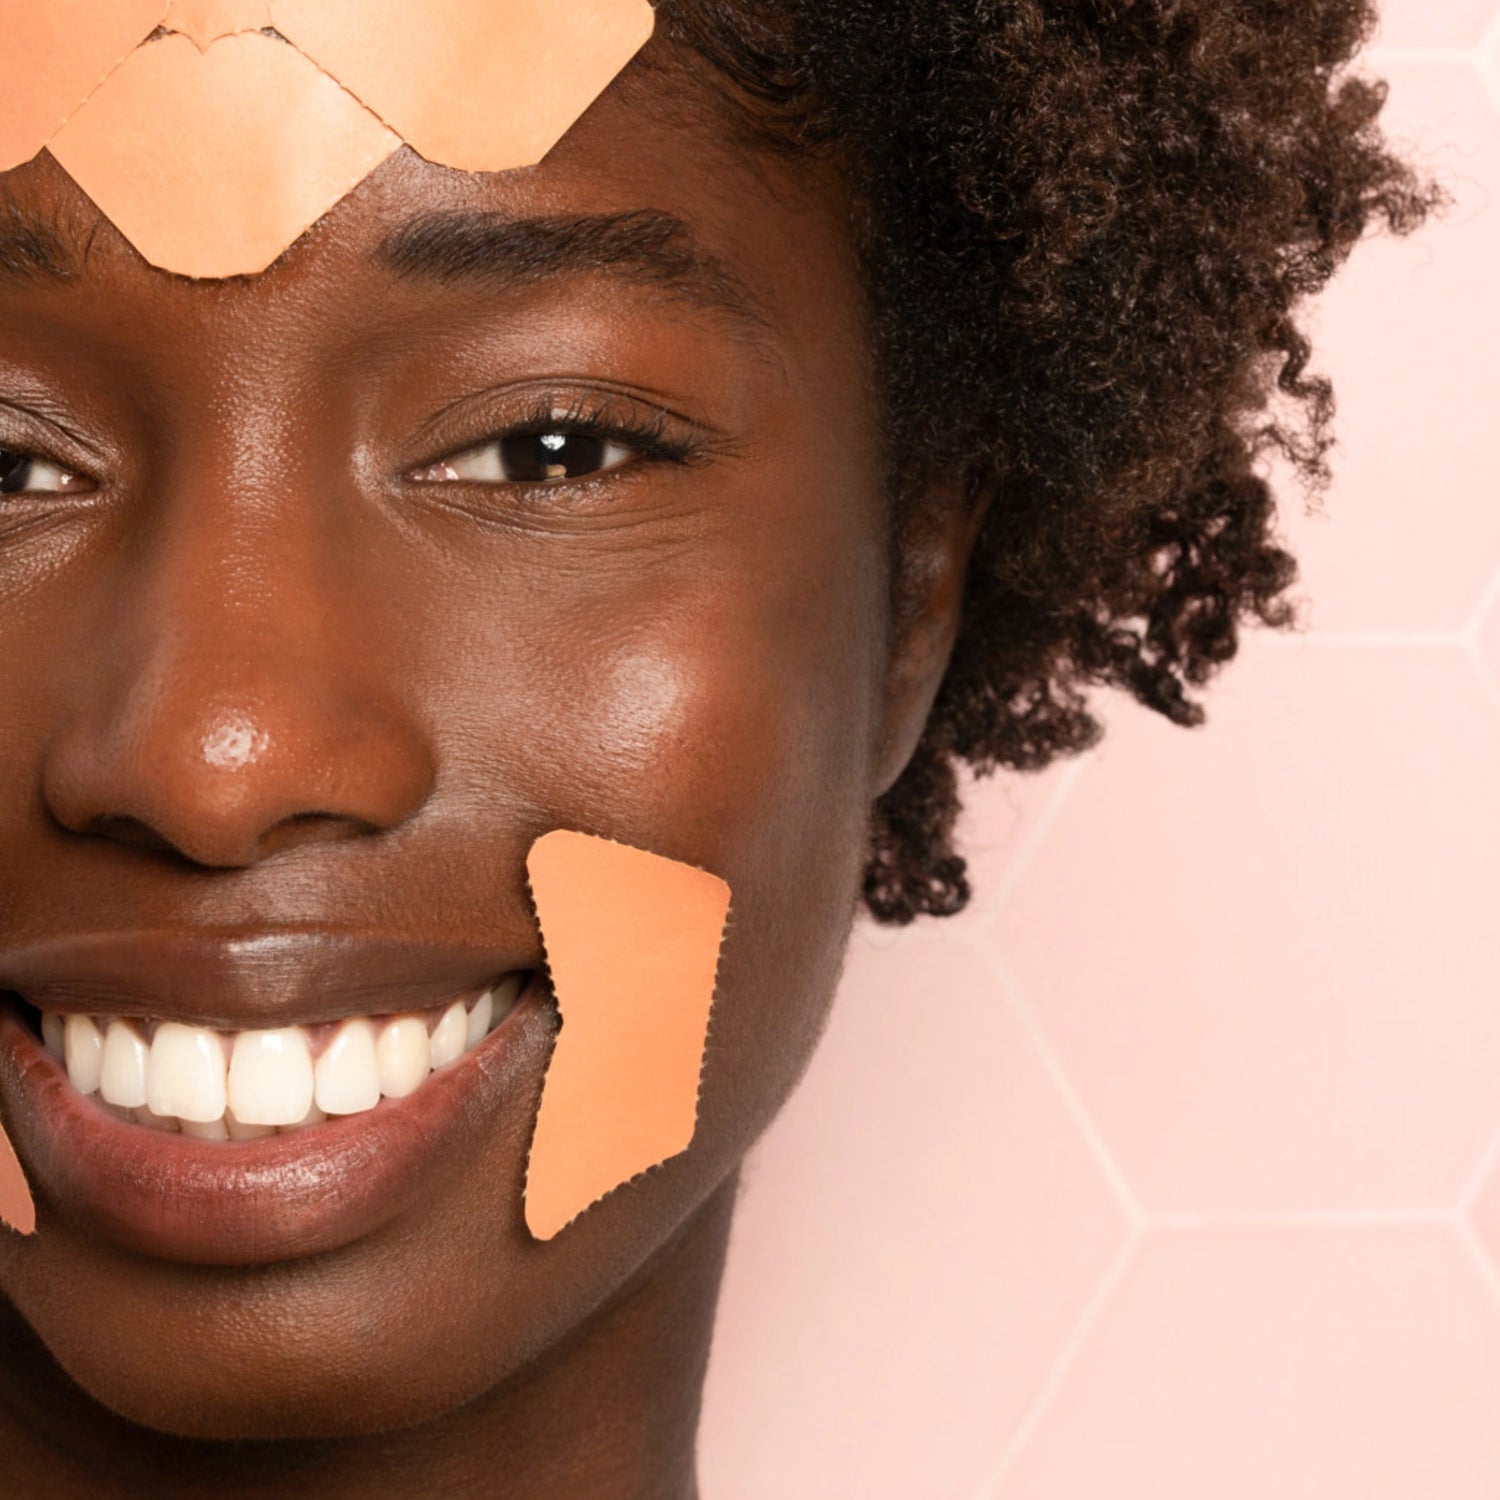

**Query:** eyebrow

left=0, top=197, right=82, bottom=283
left=376, top=208, right=774, bottom=342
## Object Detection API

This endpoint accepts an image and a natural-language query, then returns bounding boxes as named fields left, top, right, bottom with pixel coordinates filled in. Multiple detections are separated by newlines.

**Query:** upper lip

left=0, top=928, right=540, bottom=1030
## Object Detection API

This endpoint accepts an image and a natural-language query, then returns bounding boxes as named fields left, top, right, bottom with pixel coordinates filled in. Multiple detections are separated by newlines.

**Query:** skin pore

left=0, top=41, right=979, bottom=1500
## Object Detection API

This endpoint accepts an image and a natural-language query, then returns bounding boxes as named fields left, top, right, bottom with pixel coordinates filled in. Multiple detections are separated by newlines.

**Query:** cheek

left=518, top=565, right=883, bottom=911
left=430, top=489, right=889, bottom=1165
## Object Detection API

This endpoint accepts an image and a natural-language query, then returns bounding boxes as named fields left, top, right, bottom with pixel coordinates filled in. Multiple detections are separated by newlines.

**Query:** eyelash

left=528, top=395, right=697, bottom=463
left=0, top=396, right=705, bottom=501
left=410, top=394, right=705, bottom=489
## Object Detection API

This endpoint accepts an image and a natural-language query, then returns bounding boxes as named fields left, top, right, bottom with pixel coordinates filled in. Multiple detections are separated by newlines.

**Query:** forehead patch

left=274, top=0, right=660, bottom=176
left=47, top=33, right=401, bottom=280
left=0, top=0, right=657, bottom=279
left=0, top=0, right=168, bottom=172
left=162, top=0, right=275, bottom=49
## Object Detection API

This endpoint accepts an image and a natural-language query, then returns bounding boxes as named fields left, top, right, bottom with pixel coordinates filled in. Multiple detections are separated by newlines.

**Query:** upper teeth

left=35, top=974, right=523, bottom=1138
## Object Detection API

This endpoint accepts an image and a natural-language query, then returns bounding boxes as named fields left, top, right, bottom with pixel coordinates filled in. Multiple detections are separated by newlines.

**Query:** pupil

left=0, top=451, right=29, bottom=493
left=499, top=432, right=607, bottom=482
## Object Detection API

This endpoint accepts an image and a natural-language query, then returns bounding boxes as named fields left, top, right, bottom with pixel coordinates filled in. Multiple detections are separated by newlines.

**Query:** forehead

left=0, top=52, right=856, bottom=367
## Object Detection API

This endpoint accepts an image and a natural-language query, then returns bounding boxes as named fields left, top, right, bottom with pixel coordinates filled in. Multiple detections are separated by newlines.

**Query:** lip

left=0, top=927, right=535, bottom=1029
left=0, top=952, right=554, bottom=1266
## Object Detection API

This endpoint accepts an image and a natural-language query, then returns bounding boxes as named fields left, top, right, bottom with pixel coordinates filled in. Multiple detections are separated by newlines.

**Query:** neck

left=0, top=1176, right=739, bottom=1500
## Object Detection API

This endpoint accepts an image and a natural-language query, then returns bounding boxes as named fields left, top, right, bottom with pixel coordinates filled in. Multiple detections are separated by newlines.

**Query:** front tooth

left=136, top=1105, right=180, bottom=1133
left=464, top=989, right=493, bottom=1049
left=100, top=1021, right=149, bottom=1108
left=376, top=1016, right=430, bottom=1098
left=65, top=1015, right=105, bottom=1094
left=429, top=1001, right=467, bottom=1068
left=181, top=1115, right=229, bottom=1141
left=41, top=1010, right=65, bottom=1061
left=314, top=1019, right=380, bottom=1115
left=225, top=1108, right=276, bottom=1141
left=146, top=1023, right=227, bottom=1123
left=278, top=1101, right=328, bottom=1134
left=228, top=1028, right=315, bottom=1126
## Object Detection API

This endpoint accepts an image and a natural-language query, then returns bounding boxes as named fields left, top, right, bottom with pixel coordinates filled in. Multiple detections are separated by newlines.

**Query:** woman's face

left=0, top=50, right=966, bottom=1439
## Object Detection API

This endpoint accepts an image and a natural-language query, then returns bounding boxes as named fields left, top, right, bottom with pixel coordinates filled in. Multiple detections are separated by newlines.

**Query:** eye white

left=5, top=456, right=76, bottom=493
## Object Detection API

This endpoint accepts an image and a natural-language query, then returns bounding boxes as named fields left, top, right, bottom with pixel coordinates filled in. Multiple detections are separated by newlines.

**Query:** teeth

left=65, top=1014, right=105, bottom=1095
left=314, top=1018, right=380, bottom=1116
left=136, top=1104, right=180, bottom=1133
left=376, top=1016, right=430, bottom=1098
left=100, top=1021, right=149, bottom=1108
left=225, top=1108, right=275, bottom=1141
left=429, top=1001, right=467, bottom=1069
left=229, top=1028, right=315, bottom=1127
left=147, top=1022, right=227, bottom=1124
left=33, top=978, right=523, bottom=1141
left=279, top=1102, right=328, bottom=1135
left=465, top=988, right=493, bottom=1049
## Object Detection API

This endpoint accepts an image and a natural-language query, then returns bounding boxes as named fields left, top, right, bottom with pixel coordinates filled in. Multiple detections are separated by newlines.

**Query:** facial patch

left=0, top=1118, right=33, bottom=1236
left=524, top=830, right=730, bottom=1241
left=0, top=0, right=657, bottom=279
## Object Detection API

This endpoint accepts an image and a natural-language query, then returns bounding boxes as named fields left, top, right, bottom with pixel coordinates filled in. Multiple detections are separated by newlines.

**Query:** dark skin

left=0, top=46, right=980, bottom=1499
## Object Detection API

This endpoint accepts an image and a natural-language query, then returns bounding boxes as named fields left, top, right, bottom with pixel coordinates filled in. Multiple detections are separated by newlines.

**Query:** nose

left=42, top=471, right=436, bottom=870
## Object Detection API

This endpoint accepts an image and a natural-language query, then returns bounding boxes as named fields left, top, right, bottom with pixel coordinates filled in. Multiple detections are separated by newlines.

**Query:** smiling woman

left=0, top=1, right=1434, bottom=1497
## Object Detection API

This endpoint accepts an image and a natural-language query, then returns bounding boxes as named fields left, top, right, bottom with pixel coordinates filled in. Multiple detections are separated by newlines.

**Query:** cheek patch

left=524, top=831, right=730, bottom=1242
left=0, top=1117, right=34, bottom=1237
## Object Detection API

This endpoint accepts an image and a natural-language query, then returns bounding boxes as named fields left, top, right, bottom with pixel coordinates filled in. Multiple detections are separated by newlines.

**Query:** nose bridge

left=43, top=407, right=437, bottom=867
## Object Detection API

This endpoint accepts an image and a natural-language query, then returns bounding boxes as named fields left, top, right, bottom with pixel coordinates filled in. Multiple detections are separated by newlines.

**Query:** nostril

left=78, top=815, right=180, bottom=856
left=255, top=810, right=385, bottom=858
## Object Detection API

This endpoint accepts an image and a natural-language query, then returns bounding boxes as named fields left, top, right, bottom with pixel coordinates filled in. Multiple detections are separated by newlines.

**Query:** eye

left=409, top=431, right=637, bottom=486
left=0, top=448, right=90, bottom=495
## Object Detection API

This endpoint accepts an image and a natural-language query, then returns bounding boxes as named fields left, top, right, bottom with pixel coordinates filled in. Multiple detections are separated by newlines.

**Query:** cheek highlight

left=524, top=830, right=730, bottom=1242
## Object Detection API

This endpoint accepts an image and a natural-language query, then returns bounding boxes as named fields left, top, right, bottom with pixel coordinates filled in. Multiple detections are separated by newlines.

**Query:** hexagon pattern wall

left=697, top=3, right=1500, bottom=1495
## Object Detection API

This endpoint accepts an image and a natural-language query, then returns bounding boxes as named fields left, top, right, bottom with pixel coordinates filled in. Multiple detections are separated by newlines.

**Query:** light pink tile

left=1469, top=1149, right=1500, bottom=1273
left=1477, top=582, right=1500, bottom=694
left=958, top=762, right=1078, bottom=916
left=999, top=1225, right=1500, bottom=1500
left=993, top=636, right=1500, bottom=1215
left=1374, top=0, right=1496, bottom=49
left=1277, top=65, right=1500, bottom=631
left=700, top=919, right=1131, bottom=1500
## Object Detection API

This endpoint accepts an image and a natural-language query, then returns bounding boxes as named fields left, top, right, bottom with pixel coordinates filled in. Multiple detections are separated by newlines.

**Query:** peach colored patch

left=275, top=0, right=659, bottom=174
left=47, top=33, right=402, bottom=280
left=525, top=831, right=730, bottom=1242
left=0, top=0, right=654, bottom=278
left=163, top=0, right=273, bottom=49
left=0, top=0, right=168, bottom=171
left=0, top=1119, right=35, bottom=1237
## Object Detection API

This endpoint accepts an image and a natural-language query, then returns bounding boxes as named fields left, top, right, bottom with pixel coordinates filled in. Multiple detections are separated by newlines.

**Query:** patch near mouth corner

left=0, top=1114, right=35, bottom=1237
left=523, top=830, right=730, bottom=1242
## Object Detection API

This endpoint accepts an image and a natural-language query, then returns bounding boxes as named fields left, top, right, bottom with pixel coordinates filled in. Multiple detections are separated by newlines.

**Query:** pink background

left=698, top=5, right=1500, bottom=1495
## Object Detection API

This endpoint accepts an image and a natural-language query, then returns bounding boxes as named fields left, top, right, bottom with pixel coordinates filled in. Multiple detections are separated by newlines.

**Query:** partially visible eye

left=0, top=448, right=91, bottom=495
left=410, top=431, right=637, bottom=486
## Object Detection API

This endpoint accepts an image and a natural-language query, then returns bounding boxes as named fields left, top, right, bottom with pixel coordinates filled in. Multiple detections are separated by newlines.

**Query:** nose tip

left=44, top=695, right=437, bottom=870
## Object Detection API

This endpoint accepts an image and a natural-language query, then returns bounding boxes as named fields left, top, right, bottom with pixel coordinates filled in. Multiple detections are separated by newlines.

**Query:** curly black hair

left=653, top=0, right=1440, bottom=923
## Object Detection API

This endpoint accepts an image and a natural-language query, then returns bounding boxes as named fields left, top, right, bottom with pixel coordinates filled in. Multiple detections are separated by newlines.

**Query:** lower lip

left=0, top=978, right=549, bottom=1266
